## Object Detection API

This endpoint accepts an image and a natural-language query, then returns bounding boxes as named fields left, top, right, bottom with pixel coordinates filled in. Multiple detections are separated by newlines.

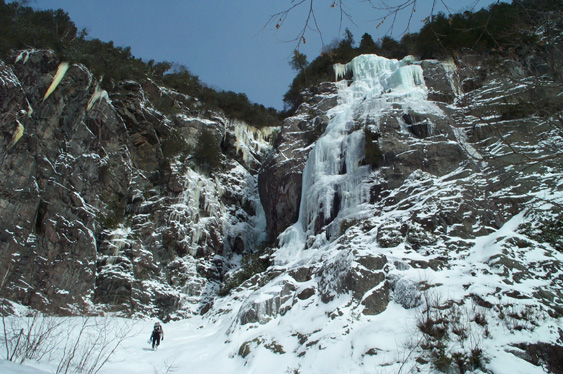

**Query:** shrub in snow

left=393, top=278, right=422, bottom=309
left=376, top=219, right=405, bottom=248
left=406, top=221, right=438, bottom=248
left=0, top=311, right=134, bottom=374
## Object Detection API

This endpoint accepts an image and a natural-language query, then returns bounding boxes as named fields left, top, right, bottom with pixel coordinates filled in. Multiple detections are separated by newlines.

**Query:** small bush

left=99, top=196, right=126, bottom=230
left=418, top=317, right=448, bottom=341
left=161, top=128, right=190, bottom=160
left=416, top=293, right=490, bottom=372
left=469, top=347, right=483, bottom=370
left=218, top=250, right=272, bottom=296
left=191, top=129, right=222, bottom=174
left=433, top=343, right=452, bottom=371
left=473, top=312, right=487, bottom=326
left=0, top=308, right=134, bottom=374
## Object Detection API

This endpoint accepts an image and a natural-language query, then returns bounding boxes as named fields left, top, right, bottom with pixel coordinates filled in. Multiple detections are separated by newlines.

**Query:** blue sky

left=31, top=0, right=502, bottom=110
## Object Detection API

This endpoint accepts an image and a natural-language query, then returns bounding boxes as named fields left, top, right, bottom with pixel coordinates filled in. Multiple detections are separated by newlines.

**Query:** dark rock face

left=259, top=83, right=338, bottom=243
left=420, top=59, right=461, bottom=103
left=1, top=51, right=107, bottom=313
left=317, top=252, right=388, bottom=315
left=0, top=50, right=273, bottom=318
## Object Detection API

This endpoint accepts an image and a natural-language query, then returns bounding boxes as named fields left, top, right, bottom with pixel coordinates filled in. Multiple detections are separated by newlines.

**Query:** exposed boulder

left=317, top=251, right=388, bottom=315
left=420, top=59, right=461, bottom=103
left=393, top=278, right=422, bottom=309
left=376, top=219, right=406, bottom=248
left=236, top=279, right=296, bottom=325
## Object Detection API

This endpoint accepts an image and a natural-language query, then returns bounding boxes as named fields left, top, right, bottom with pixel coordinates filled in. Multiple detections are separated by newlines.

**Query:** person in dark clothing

left=150, top=322, right=164, bottom=350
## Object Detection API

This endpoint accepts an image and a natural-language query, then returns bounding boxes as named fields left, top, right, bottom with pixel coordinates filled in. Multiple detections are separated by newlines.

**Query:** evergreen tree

left=289, top=50, right=308, bottom=72
left=341, top=28, right=355, bottom=47
left=379, top=36, right=406, bottom=59
left=358, top=33, right=379, bottom=54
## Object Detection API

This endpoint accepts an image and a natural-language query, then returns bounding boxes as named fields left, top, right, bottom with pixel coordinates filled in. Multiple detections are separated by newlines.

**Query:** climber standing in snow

left=150, top=322, right=164, bottom=350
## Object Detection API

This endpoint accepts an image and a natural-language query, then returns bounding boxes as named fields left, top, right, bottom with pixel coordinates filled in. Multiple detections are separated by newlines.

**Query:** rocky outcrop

left=258, top=82, right=338, bottom=243
left=1, top=38, right=562, bottom=373
left=202, top=44, right=563, bottom=374
left=238, top=45, right=562, bottom=329
left=0, top=49, right=275, bottom=318
left=1, top=50, right=111, bottom=313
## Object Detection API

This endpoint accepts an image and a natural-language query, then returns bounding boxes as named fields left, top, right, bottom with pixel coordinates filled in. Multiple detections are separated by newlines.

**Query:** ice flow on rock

left=278, top=54, right=429, bottom=265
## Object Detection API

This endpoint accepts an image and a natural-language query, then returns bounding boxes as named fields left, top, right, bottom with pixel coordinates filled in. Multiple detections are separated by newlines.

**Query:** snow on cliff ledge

left=4, top=53, right=563, bottom=374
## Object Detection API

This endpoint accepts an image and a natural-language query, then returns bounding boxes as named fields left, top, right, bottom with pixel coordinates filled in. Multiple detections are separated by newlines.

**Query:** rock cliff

left=1, top=40, right=562, bottom=372
left=0, top=49, right=277, bottom=320
left=231, top=49, right=562, bottom=371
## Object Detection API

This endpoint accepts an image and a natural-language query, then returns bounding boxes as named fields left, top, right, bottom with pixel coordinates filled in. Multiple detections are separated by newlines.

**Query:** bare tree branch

left=265, top=1, right=359, bottom=49
left=268, top=0, right=510, bottom=48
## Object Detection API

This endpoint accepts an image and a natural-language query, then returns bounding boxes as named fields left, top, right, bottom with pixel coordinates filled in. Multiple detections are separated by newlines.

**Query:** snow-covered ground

left=2, top=216, right=561, bottom=374
left=3, top=53, right=562, bottom=373
left=3, top=171, right=560, bottom=374
left=0, top=361, right=51, bottom=374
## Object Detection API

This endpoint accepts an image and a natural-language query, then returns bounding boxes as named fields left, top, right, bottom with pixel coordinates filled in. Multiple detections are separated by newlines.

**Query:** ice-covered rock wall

left=233, top=121, right=278, bottom=167
left=278, top=54, right=438, bottom=264
left=217, top=47, right=563, bottom=372
left=0, top=49, right=276, bottom=318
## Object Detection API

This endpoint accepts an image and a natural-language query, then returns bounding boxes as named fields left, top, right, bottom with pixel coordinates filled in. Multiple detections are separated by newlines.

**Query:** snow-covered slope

left=1, top=48, right=562, bottom=373
left=86, top=54, right=563, bottom=373
left=209, top=54, right=562, bottom=373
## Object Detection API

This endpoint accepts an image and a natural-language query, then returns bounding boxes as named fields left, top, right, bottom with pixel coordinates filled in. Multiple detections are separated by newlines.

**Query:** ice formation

left=168, top=168, right=225, bottom=254
left=43, top=62, right=69, bottom=100
left=87, top=83, right=110, bottom=111
left=279, top=54, right=430, bottom=265
left=14, top=49, right=35, bottom=64
left=107, top=225, right=133, bottom=255
left=233, top=121, right=279, bottom=164
left=7, top=120, right=24, bottom=149
left=333, top=63, right=349, bottom=81
left=442, top=56, right=462, bottom=97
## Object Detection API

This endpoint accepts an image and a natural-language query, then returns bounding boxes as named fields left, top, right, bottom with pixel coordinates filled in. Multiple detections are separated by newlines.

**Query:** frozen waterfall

left=277, top=54, right=429, bottom=265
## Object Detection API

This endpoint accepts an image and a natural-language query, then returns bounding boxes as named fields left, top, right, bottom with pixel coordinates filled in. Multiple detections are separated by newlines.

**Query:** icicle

left=386, top=64, right=425, bottom=91
left=441, top=57, right=462, bottom=97
left=15, top=50, right=33, bottom=64
left=7, top=120, right=24, bottom=149
left=333, top=63, right=351, bottom=81
left=87, top=83, right=109, bottom=111
left=108, top=225, right=132, bottom=255
left=26, top=104, right=33, bottom=118
left=43, top=62, right=69, bottom=100
left=233, top=121, right=278, bottom=164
